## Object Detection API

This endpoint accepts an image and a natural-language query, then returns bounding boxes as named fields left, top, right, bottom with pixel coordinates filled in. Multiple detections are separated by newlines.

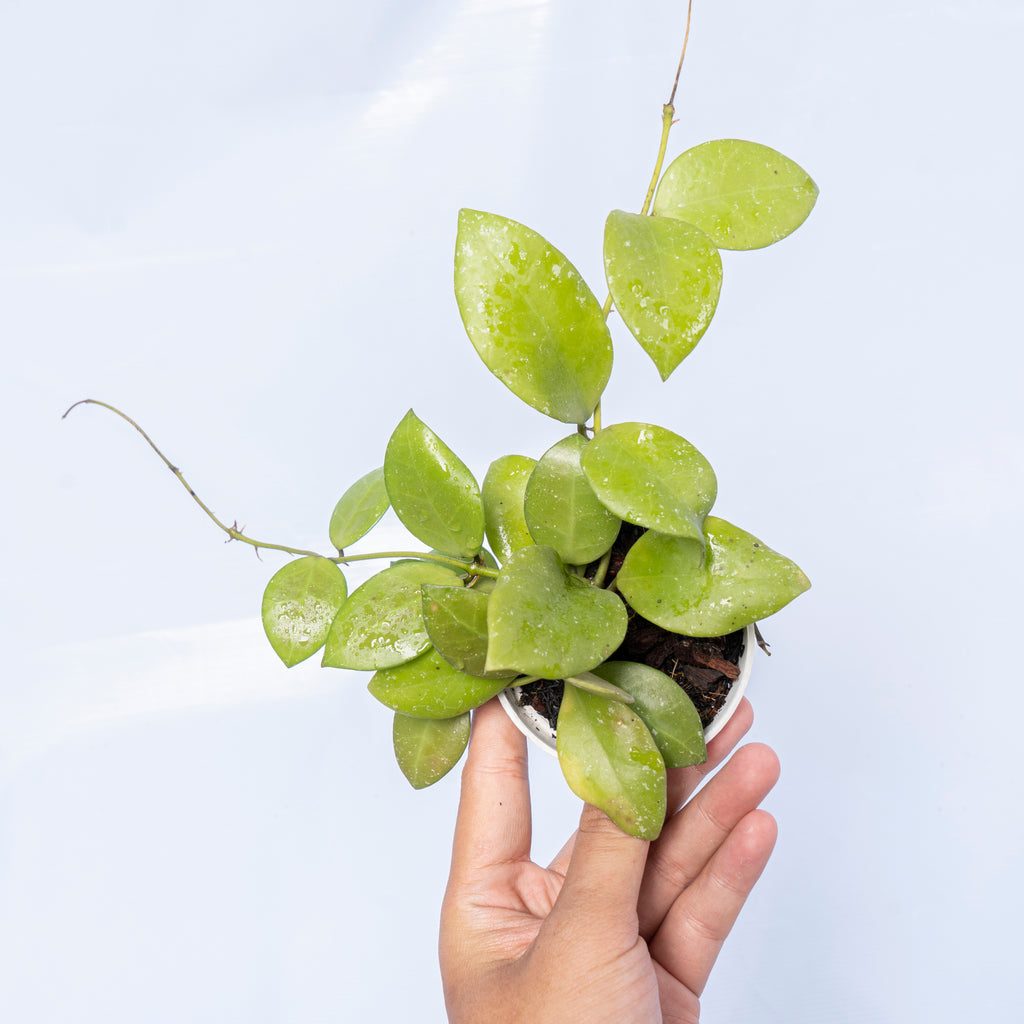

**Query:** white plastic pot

left=498, top=622, right=756, bottom=757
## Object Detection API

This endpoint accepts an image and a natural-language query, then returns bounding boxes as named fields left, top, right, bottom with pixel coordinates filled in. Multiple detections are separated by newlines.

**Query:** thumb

left=549, top=804, right=649, bottom=941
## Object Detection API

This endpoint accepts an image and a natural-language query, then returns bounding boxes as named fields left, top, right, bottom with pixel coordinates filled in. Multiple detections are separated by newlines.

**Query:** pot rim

left=498, top=621, right=756, bottom=758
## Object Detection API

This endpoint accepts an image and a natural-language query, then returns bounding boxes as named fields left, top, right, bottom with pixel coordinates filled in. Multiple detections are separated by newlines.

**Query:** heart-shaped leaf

left=482, top=454, right=537, bottom=563
left=384, top=409, right=484, bottom=559
left=524, top=434, right=621, bottom=565
left=392, top=712, right=471, bottom=789
left=485, top=545, right=627, bottom=678
left=322, top=561, right=463, bottom=670
left=368, top=647, right=507, bottom=719
left=581, top=422, right=716, bottom=542
left=556, top=684, right=667, bottom=840
left=328, top=467, right=389, bottom=551
left=615, top=516, right=811, bottom=636
left=454, top=209, right=612, bottom=424
left=653, top=139, right=818, bottom=251
left=261, top=556, right=348, bottom=667
left=591, top=661, right=706, bottom=769
left=604, top=210, right=722, bottom=381
left=421, top=585, right=516, bottom=679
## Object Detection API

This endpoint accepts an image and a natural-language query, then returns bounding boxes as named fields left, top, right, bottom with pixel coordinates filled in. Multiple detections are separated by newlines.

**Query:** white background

left=2, top=1, right=1022, bottom=1020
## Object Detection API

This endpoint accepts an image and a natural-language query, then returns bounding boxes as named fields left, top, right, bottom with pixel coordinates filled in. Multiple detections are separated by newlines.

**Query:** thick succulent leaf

left=421, top=584, right=516, bottom=679
left=454, top=209, right=612, bottom=424
left=322, top=561, right=463, bottom=670
left=615, top=516, right=811, bottom=636
left=485, top=545, right=627, bottom=678
left=328, top=467, right=390, bottom=551
left=581, top=422, right=716, bottom=542
left=524, top=434, right=621, bottom=565
left=604, top=211, right=723, bottom=380
left=556, top=684, right=667, bottom=840
left=564, top=671, right=634, bottom=703
left=384, top=409, right=484, bottom=558
left=482, top=454, right=536, bottom=563
left=368, top=647, right=507, bottom=719
left=653, top=139, right=818, bottom=251
left=261, top=556, right=348, bottom=667
left=392, top=712, right=471, bottom=789
left=592, top=661, right=706, bottom=769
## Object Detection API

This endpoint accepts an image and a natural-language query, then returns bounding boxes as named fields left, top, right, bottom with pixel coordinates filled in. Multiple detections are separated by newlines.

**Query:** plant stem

left=640, top=105, right=676, bottom=217
left=337, top=550, right=497, bottom=578
left=590, top=8, right=692, bottom=436
left=642, top=0, right=694, bottom=214
left=590, top=547, right=613, bottom=589
left=62, top=398, right=498, bottom=578
left=666, top=0, right=694, bottom=109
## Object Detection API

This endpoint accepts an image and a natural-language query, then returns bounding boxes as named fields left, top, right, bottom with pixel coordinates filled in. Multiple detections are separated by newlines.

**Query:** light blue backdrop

left=3, top=1, right=1021, bottom=1020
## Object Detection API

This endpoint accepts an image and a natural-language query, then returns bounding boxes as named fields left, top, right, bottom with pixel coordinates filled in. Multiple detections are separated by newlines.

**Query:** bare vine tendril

left=62, top=399, right=497, bottom=578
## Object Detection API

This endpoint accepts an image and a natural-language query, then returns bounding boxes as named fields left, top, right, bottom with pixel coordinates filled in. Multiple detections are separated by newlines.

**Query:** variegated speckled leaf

left=592, top=661, right=706, bottom=769
left=328, top=467, right=389, bottom=551
left=322, top=560, right=463, bottom=670
left=604, top=210, right=722, bottom=380
left=556, top=683, right=667, bottom=840
left=485, top=545, right=627, bottom=678
left=421, top=584, right=516, bottom=679
left=581, top=422, right=716, bottom=542
left=615, top=516, right=811, bottom=636
left=524, top=433, right=620, bottom=565
left=454, top=209, right=612, bottom=424
left=392, top=712, right=471, bottom=789
left=482, top=454, right=537, bottom=563
left=653, top=139, right=818, bottom=251
left=384, top=410, right=484, bottom=559
left=368, top=647, right=507, bottom=719
left=261, top=556, right=348, bottom=667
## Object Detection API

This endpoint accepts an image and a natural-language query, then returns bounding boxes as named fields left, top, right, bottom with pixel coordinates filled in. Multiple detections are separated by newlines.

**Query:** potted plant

left=66, top=36, right=816, bottom=842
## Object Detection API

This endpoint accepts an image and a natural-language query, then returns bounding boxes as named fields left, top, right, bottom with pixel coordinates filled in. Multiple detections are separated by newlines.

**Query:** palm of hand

left=439, top=699, right=779, bottom=1024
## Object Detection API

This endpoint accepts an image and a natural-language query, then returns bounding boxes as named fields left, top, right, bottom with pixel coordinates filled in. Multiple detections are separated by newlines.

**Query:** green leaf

left=261, top=556, right=349, bottom=667
left=581, top=422, right=716, bottom=542
left=524, top=434, right=621, bottom=565
left=328, top=467, right=390, bottom=551
left=322, top=560, right=463, bottom=670
left=421, top=585, right=516, bottom=679
left=368, top=647, right=507, bottom=719
left=556, top=684, right=666, bottom=840
left=564, top=671, right=634, bottom=703
left=604, top=210, right=722, bottom=380
left=454, top=209, right=613, bottom=424
left=384, top=409, right=484, bottom=558
left=653, top=139, right=818, bottom=251
left=392, top=712, right=471, bottom=789
left=485, top=545, right=627, bottom=678
left=482, top=454, right=536, bottom=563
left=592, top=662, right=706, bottom=769
left=615, top=516, right=811, bottom=636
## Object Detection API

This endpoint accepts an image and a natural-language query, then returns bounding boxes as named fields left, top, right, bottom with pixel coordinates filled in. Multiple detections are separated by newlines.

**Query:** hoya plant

left=68, top=49, right=816, bottom=842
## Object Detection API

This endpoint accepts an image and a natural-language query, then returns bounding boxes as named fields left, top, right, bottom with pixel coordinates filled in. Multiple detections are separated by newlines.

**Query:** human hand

left=439, top=696, right=779, bottom=1024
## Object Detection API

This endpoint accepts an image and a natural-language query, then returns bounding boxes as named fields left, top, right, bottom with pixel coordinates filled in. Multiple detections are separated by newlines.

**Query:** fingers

left=448, top=697, right=532, bottom=881
left=649, top=808, right=778, bottom=996
left=639, top=742, right=779, bottom=938
left=666, top=697, right=754, bottom=813
left=549, top=697, right=755, bottom=882
left=545, top=828, right=576, bottom=879
left=546, top=803, right=649, bottom=947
